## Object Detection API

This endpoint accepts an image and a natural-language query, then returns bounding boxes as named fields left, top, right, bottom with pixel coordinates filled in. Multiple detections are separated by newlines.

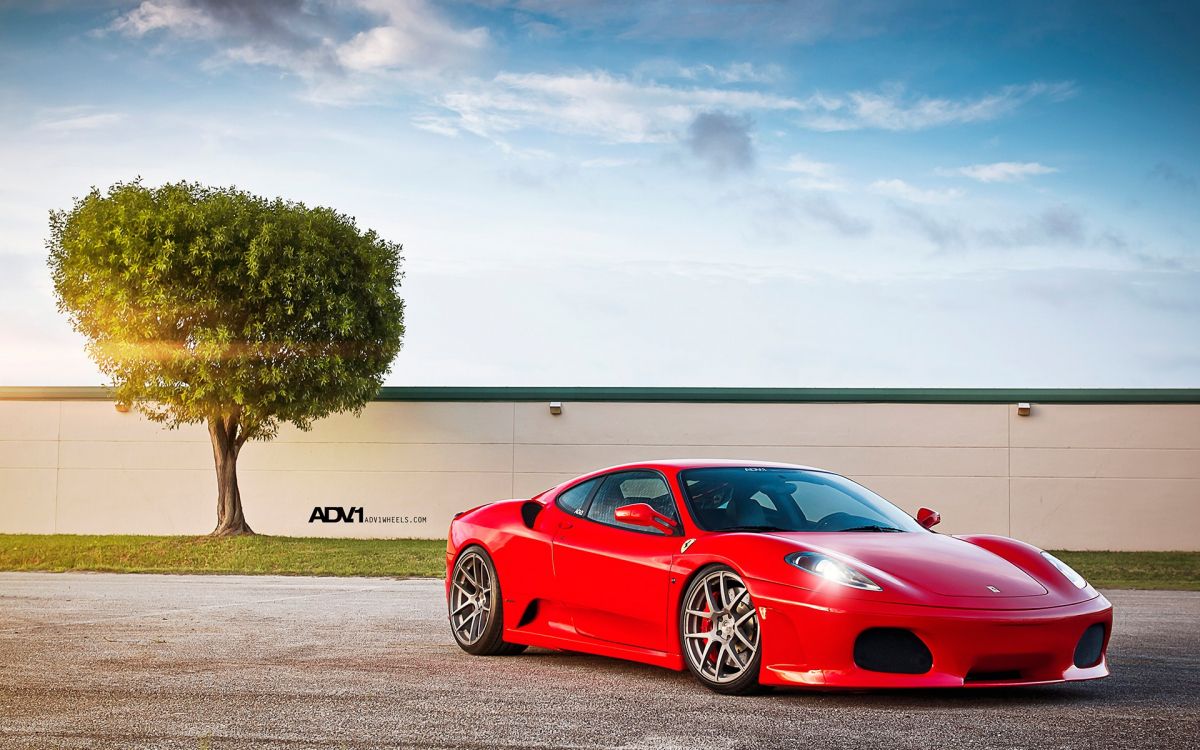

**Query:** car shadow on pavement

left=782, top=684, right=1106, bottom=706
left=505, top=648, right=1197, bottom=708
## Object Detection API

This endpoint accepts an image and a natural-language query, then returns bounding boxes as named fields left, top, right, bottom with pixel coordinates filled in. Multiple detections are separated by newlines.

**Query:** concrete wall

left=1, top=397, right=1198, bottom=550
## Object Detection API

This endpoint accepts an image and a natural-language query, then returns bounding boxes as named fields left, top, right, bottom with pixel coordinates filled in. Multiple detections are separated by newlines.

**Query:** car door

left=551, top=470, right=681, bottom=653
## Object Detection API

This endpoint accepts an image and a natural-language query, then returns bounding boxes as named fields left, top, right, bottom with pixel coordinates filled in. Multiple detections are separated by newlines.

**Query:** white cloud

left=943, top=161, right=1060, bottom=183
left=779, top=153, right=835, bottom=175
left=869, top=178, right=962, bottom=204
left=111, top=0, right=488, bottom=82
left=411, top=114, right=462, bottom=137
left=801, top=81, right=1076, bottom=132
left=635, top=60, right=783, bottom=84
left=427, top=72, right=1078, bottom=148
left=777, top=153, right=845, bottom=191
left=110, top=0, right=217, bottom=37
left=36, top=111, right=126, bottom=132
left=336, top=1, right=488, bottom=73
left=107, top=5, right=1074, bottom=138
left=433, top=71, right=810, bottom=144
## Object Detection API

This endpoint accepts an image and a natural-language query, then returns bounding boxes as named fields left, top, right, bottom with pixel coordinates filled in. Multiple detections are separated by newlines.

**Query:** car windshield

left=679, top=467, right=925, bottom=533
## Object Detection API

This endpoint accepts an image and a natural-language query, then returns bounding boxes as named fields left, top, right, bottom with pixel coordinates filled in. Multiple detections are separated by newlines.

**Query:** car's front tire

left=449, top=545, right=526, bottom=656
left=680, top=565, right=763, bottom=694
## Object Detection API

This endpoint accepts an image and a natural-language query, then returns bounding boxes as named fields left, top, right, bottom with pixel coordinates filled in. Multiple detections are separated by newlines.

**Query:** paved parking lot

left=1, top=572, right=1197, bottom=749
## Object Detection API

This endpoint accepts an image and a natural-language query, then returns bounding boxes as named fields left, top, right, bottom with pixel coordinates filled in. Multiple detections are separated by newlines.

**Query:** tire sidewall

left=450, top=545, right=506, bottom=655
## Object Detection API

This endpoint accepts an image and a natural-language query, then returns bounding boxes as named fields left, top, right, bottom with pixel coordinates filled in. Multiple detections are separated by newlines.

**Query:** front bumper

left=751, top=579, right=1113, bottom=688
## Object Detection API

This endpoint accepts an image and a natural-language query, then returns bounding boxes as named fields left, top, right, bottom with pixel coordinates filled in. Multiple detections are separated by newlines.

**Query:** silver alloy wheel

left=450, top=550, right=493, bottom=645
left=682, top=569, right=760, bottom=684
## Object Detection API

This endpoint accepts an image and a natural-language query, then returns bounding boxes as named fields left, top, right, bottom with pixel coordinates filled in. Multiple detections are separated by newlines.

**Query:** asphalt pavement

left=1, top=572, right=1197, bottom=749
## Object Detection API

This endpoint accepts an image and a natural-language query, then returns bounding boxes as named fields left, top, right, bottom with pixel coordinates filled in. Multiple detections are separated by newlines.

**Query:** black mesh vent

left=853, top=628, right=933, bottom=674
left=1074, top=623, right=1106, bottom=668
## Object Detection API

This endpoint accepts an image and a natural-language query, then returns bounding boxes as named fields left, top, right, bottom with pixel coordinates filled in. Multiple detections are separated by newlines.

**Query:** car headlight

left=786, top=552, right=882, bottom=592
left=1041, top=551, right=1087, bottom=589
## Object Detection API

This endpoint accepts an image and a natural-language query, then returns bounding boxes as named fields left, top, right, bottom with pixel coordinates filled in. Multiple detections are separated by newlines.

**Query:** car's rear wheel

left=680, top=565, right=763, bottom=694
left=449, top=545, right=526, bottom=656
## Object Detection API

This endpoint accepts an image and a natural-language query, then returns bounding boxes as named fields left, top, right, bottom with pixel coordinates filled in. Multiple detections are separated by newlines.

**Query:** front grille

left=853, top=628, right=933, bottom=674
left=1074, top=623, right=1106, bottom=668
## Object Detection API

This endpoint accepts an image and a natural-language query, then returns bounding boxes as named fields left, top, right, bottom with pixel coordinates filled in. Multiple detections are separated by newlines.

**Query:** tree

left=48, top=180, right=405, bottom=536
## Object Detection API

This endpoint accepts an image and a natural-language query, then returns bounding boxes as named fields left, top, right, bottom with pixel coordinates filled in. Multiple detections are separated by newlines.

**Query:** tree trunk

left=209, top=414, right=254, bottom=536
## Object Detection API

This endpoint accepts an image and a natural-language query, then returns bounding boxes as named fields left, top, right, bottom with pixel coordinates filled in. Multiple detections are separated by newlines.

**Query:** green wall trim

left=373, top=387, right=1200, bottom=403
left=1, top=385, right=1199, bottom=404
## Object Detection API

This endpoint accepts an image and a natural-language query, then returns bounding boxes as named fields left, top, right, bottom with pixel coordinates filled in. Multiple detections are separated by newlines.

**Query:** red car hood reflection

left=767, top=531, right=1049, bottom=599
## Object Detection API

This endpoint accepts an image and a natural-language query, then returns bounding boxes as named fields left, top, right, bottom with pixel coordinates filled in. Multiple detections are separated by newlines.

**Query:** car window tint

left=556, top=477, right=600, bottom=515
left=681, top=467, right=924, bottom=532
left=587, top=471, right=678, bottom=533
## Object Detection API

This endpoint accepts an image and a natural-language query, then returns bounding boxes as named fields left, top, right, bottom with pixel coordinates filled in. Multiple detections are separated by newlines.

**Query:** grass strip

left=1, top=535, right=1197, bottom=590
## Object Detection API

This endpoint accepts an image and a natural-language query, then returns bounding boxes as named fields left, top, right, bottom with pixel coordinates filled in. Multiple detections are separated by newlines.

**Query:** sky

left=0, top=0, right=1197, bottom=387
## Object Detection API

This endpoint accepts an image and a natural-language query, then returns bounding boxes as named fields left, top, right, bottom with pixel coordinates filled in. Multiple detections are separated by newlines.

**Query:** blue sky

left=0, top=0, right=1197, bottom=386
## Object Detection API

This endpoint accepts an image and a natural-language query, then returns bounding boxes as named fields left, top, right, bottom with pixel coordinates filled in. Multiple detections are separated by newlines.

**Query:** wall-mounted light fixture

left=114, top=402, right=130, bottom=413
left=548, top=401, right=563, bottom=416
left=1017, top=402, right=1032, bottom=417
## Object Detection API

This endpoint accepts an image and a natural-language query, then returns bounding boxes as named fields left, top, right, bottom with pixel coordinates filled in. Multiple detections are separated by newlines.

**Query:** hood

left=771, top=531, right=1049, bottom=599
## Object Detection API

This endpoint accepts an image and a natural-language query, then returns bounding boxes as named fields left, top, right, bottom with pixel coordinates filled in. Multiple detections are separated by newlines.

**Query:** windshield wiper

left=838, top=525, right=904, bottom=532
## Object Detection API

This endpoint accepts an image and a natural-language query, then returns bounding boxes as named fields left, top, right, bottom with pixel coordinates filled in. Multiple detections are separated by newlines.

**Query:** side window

left=556, top=477, right=600, bottom=515
left=586, top=471, right=678, bottom=534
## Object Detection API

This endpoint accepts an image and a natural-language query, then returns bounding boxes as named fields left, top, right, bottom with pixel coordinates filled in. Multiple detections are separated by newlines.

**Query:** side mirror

left=917, top=507, right=941, bottom=529
left=614, top=503, right=679, bottom=534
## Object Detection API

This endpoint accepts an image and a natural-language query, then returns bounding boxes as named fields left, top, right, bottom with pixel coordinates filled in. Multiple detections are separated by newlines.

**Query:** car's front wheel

left=680, top=565, right=763, bottom=694
left=449, top=545, right=526, bottom=656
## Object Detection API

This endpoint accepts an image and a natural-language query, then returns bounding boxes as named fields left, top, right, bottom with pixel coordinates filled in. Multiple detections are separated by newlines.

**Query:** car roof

left=534, top=459, right=837, bottom=502
left=586, top=458, right=828, bottom=473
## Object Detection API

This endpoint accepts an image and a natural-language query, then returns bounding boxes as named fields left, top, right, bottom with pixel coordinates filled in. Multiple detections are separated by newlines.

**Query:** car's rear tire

left=680, top=565, right=763, bottom=695
left=449, top=545, right=527, bottom=656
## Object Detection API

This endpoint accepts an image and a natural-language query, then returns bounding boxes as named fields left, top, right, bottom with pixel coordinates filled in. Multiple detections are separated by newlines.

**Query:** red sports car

left=445, top=460, right=1112, bottom=694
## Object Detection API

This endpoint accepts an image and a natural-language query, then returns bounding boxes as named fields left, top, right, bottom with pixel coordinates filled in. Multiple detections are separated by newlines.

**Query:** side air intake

left=520, top=500, right=543, bottom=530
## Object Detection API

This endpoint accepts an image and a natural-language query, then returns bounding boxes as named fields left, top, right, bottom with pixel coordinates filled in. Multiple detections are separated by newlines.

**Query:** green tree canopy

left=48, top=180, right=405, bottom=534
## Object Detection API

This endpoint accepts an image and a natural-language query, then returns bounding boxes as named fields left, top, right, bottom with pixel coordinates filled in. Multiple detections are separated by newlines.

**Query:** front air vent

left=853, top=628, right=933, bottom=674
left=1074, top=623, right=1106, bottom=668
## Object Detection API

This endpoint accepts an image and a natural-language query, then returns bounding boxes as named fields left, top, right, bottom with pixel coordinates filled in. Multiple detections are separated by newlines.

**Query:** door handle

left=559, top=521, right=573, bottom=530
